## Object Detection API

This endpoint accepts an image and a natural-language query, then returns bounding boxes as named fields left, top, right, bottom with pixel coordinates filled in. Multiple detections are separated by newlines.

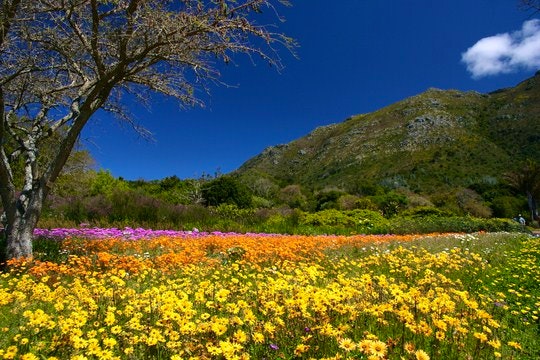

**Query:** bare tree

left=0, top=0, right=295, bottom=260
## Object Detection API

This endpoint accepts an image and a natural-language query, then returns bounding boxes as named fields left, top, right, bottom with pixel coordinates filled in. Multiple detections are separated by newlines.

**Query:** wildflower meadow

left=1, top=229, right=539, bottom=360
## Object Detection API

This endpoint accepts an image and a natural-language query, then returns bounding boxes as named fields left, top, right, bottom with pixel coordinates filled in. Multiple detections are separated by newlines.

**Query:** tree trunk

left=1, top=184, right=45, bottom=263
left=4, top=215, right=36, bottom=259
left=528, top=191, right=539, bottom=221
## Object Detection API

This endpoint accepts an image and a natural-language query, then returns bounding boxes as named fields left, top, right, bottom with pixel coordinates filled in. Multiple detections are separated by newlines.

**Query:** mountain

left=236, top=72, right=540, bottom=198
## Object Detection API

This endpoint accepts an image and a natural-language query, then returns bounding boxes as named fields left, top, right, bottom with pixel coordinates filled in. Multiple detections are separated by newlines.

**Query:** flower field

left=1, top=230, right=539, bottom=360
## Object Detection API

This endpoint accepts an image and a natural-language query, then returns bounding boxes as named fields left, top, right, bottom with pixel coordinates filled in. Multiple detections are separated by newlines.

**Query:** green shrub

left=354, top=197, right=379, bottom=211
left=399, top=206, right=454, bottom=217
left=214, top=204, right=256, bottom=221
left=337, top=194, right=360, bottom=210
left=371, top=191, right=408, bottom=217
left=389, top=215, right=524, bottom=234
left=300, top=209, right=352, bottom=227
left=490, top=195, right=528, bottom=218
left=299, top=209, right=388, bottom=234
left=315, top=189, right=346, bottom=210
left=278, top=185, right=307, bottom=209
left=251, top=196, right=274, bottom=209
left=201, top=176, right=253, bottom=208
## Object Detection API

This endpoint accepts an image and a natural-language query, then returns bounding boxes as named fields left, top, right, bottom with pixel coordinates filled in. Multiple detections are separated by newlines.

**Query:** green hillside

left=236, top=72, right=540, bottom=199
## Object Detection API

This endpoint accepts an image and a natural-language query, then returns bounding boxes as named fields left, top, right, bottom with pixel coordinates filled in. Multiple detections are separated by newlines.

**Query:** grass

left=0, top=231, right=538, bottom=359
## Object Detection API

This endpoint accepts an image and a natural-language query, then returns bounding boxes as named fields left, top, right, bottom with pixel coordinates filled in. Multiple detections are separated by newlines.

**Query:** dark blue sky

left=82, top=0, right=540, bottom=180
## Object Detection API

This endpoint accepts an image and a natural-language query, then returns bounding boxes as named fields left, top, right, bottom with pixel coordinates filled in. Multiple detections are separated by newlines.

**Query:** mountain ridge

left=235, top=72, right=540, bottom=201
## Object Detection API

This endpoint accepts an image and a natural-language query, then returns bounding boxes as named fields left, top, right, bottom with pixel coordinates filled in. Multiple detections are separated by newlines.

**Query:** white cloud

left=462, top=19, right=540, bottom=78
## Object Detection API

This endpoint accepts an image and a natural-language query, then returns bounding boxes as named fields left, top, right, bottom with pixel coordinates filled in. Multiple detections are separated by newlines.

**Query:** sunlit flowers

left=0, top=231, right=538, bottom=359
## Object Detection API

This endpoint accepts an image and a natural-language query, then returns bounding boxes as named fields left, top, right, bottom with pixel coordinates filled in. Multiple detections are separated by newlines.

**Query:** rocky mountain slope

left=236, top=72, right=540, bottom=196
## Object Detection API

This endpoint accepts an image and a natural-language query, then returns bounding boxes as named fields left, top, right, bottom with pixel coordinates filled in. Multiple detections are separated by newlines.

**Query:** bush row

left=40, top=197, right=525, bottom=235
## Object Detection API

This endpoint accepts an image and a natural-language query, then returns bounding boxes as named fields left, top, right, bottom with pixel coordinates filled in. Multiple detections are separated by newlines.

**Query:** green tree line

left=28, top=150, right=536, bottom=235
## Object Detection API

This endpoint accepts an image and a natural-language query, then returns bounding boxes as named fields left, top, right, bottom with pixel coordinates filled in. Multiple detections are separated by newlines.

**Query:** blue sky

left=82, top=0, right=540, bottom=181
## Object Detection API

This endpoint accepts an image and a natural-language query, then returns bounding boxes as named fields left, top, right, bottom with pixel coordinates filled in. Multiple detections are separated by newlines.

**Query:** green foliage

left=337, top=194, right=360, bottom=210
left=389, top=215, right=523, bottom=234
left=315, top=189, right=346, bottom=210
left=126, top=176, right=202, bottom=205
left=251, top=195, right=274, bottom=208
left=354, top=197, right=379, bottom=211
left=351, top=180, right=386, bottom=196
left=491, top=196, right=528, bottom=218
left=90, top=170, right=129, bottom=197
left=299, top=209, right=388, bottom=233
left=399, top=206, right=454, bottom=218
left=456, top=188, right=493, bottom=218
left=202, top=176, right=252, bottom=208
left=278, top=184, right=307, bottom=209
left=213, top=204, right=255, bottom=221
left=370, top=191, right=408, bottom=217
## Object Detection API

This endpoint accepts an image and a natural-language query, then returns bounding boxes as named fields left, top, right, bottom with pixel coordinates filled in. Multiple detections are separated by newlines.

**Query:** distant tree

left=278, top=184, right=307, bottom=209
left=455, top=188, right=493, bottom=218
left=371, top=191, right=408, bottom=217
left=159, top=176, right=182, bottom=191
left=505, top=160, right=540, bottom=222
left=315, top=189, right=345, bottom=211
left=202, top=176, right=252, bottom=208
left=90, top=170, right=129, bottom=197
left=0, top=0, right=295, bottom=259
left=337, top=194, right=360, bottom=211
left=52, top=150, right=96, bottom=193
left=250, top=177, right=279, bottom=199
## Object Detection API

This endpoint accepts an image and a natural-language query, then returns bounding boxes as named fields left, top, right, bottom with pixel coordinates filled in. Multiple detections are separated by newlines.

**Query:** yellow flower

left=104, top=311, right=116, bottom=326
left=211, top=318, right=228, bottom=336
left=71, top=335, right=88, bottom=349
left=215, top=288, right=230, bottom=303
left=219, top=340, right=243, bottom=357
left=488, top=339, right=501, bottom=349
left=358, top=339, right=372, bottom=354
left=369, top=340, right=387, bottom=358
left=404, top=342, right=415, bottom=354
left=507, top=341, right=522, bottom=350
left=338, top=338, right=356, bottom=352
left=3, top=346, right=18, bottom=360
left=103, top=337, right=117, bottom=348
left=207, top=344, right=222, bottom=356
left=294, top=344, right=310, bottom=356
left=252, top=332, right=265, bottom=344
left=233, top=329, right=248, bottom=344
left=415, top=349, right=430, bottom=360
left=70, top=356, right=88, bottom=360
left=21, top=354, right=39, bottom=360
left=263, top=322, right=276, bottom=335
left=474, top=332, right=488, bottom=342
left=146, top=328, right=165, bottom=346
